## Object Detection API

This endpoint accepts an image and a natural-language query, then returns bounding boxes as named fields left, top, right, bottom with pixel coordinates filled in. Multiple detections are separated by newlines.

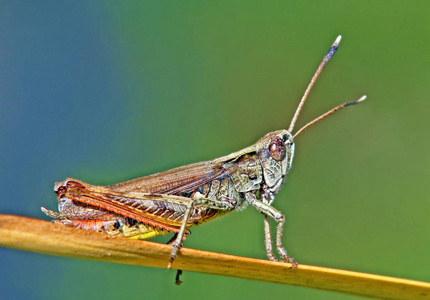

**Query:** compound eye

left=268, top=136, right=285, bottom=161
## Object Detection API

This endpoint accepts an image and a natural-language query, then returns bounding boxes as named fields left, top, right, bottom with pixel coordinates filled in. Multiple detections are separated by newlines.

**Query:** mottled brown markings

left=219, top=177, right=229, bottom=198
left=223, top=154, right=263, bottom=192
left=202, top=183, right=210, bottom=197
left=208, top=180, right=220, bottom=199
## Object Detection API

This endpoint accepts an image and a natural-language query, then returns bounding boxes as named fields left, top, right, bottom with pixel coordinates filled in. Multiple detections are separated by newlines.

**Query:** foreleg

left=246, top=192, right=297, bottom=267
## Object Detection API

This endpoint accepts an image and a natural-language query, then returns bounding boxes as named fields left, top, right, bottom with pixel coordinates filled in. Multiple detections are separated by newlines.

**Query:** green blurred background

left=1, top=1, right=429, bottom=299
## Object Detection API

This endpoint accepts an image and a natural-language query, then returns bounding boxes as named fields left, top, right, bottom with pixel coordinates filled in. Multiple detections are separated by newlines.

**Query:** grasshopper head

left=256, top=130, right=295, bottom=192
left=256, top=36, right=367, bottom=193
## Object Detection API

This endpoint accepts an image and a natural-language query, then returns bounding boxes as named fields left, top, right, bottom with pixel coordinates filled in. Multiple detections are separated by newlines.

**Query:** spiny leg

left=246, top=192, right=297, bottom=267
left=167, top=195, right=236, bottom=281
left=160, top=194, right=237, bottom=269
left=274, top=213, right=297, bottom=268
left=262, top=192, right=277, bottom=261
left=167, top=233, right=188, bottom=285
left=264, top=215, right=278, bottom=261
left=167, top=201, right=194, bottom=269
left=167, top=194, right=236, bottom=269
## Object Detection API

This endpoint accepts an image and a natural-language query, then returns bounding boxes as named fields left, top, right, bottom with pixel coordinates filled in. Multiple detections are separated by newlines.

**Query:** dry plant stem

left=0, top=214, right=429, bottom=300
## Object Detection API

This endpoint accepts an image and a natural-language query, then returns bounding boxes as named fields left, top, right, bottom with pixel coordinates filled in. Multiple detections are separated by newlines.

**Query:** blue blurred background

left=1, top=1, right=429, bottom=299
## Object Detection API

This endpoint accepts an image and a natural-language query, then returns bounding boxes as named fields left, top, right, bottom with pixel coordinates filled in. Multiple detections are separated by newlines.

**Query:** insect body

left=42, top=35, right=366, bottom=269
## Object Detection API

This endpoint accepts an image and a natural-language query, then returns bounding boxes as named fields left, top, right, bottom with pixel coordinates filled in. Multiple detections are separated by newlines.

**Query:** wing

left=107, top=161, right=228, bottom=195
left=106, top=144, right=260, bottom=195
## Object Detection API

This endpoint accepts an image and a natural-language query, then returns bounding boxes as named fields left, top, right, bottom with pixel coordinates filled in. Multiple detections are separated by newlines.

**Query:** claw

left=175, top=270, right=183, bottom=285
left=288, top=258, right=298, bottom=269
left=167, top=257, right=174, bottom=269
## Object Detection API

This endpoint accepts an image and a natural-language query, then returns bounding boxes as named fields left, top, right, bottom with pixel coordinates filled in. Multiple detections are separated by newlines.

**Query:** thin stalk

left=0, top=214, right=429, bottom=300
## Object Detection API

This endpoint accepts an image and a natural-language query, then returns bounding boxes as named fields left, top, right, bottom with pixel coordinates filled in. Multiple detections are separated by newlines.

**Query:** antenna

left=288, top=35, right=342, bottom=133
left=293, top=95, right=367, bottom=139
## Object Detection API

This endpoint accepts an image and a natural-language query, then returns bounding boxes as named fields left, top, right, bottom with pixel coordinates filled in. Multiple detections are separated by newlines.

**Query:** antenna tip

left=344, top=95, right=367, bottom=107
left=357, top=95, right=367, bottom=102
left=334, top=35, right=342, bottom=45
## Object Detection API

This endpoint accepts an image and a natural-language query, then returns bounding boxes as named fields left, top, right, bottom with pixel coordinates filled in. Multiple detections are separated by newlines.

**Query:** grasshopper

left=42, top=35, right=366, bottom=271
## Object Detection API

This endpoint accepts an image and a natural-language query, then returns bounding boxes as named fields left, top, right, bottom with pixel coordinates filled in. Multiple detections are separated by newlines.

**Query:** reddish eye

left=268, top=136, right=285, bottom=161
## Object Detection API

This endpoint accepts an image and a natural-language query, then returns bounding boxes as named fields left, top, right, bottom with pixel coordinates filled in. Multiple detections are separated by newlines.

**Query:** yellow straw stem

left=0, top=214, right=428, bottom=300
